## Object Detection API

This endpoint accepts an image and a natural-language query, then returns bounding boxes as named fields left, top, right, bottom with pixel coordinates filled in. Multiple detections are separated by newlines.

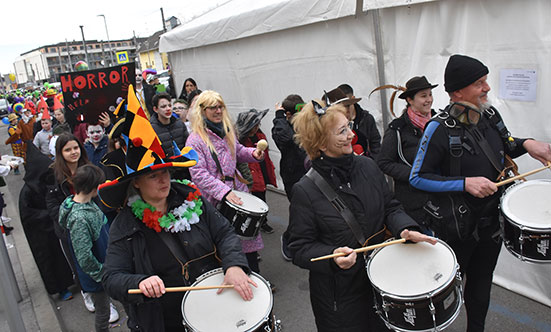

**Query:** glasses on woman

left=204, top=105, right=224, bottom=111
left=335, top=121, right=354, bottom=137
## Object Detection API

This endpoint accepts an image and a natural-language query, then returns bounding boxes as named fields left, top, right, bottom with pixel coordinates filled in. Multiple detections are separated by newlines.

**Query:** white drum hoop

left=181, top=268, right=273, bottom=332
left=225, top=191, right=269, bottom=216
left=500, top=179, right=551, bottom=232
left=367, top=239, right=459, bottom=301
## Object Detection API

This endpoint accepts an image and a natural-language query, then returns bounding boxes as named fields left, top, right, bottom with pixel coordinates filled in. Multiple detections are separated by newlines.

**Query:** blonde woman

left=287, top=100, right=435, bottom=331
left=186, top=90, right=266, bottom=273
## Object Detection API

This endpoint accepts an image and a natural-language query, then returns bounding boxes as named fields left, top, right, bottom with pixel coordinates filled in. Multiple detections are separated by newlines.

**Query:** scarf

left=205, top=118, right=226, bottom=138
left=407, top=106, right=431, bottom=131
left=312, top=153, right=354, bottom=187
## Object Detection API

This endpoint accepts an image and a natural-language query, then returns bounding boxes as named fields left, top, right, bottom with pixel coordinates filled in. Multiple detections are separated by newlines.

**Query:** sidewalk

left=0, top=166, right=62, bottom=332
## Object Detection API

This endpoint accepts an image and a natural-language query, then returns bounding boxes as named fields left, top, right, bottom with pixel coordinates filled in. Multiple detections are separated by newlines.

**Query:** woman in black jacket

left=287, top=100, right=435, bottom=332
left=99, top=107, right=254, bottom=332
left=376, top=76, right=438, bottom=226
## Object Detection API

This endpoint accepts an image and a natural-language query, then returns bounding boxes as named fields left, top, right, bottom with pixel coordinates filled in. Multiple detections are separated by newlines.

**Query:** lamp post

left=98, top=14, right=115, bottom=66
left=79, top=25, right=90, bottom=66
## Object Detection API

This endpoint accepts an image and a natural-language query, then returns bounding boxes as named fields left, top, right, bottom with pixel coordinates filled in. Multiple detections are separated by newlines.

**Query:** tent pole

left=371, top=9, right=390, bottom=130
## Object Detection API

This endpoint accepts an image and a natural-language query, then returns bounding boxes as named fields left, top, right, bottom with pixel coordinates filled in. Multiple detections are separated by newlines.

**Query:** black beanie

left=444, top=54, right=489, bottom=92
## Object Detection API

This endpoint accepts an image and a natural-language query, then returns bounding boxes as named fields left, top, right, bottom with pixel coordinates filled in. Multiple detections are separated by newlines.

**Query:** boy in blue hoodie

left=58, top=164, right=113, bottom=331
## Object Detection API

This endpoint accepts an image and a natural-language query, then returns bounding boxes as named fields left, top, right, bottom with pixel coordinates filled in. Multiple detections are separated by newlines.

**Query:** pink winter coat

left=186, top=129, right=264, bottom=253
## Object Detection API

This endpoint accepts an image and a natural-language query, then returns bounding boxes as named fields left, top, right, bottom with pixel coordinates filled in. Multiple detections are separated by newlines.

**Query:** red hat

left=52, top=97, right=64, bottom=110
left=42, top=108, right=51, bottom=120
left=37, top=97, right=48, bottom=113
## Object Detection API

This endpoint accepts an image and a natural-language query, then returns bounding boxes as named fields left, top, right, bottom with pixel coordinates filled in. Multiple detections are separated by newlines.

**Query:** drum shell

left=499, top=180, right=551, bottom=263
left=219, top=203, right=266, bottom=239
left=501, top=214, right=551, bottom=263
left=367, top=240, right=462, bottom=332
left=372, top=277, right=461, bottom=331
left=218, top=192, right=268, bottom=240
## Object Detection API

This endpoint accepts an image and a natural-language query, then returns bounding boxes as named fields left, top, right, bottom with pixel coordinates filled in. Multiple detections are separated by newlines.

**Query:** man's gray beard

left=479, top=97, right=492, bottom=111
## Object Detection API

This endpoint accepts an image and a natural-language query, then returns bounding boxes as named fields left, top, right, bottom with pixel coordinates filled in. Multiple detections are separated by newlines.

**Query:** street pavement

left=0, top=121, right=550, bottom=331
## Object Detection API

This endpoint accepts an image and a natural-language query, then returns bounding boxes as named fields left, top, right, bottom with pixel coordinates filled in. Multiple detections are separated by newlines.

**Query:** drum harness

left=433, top=104, right=519, bottom=241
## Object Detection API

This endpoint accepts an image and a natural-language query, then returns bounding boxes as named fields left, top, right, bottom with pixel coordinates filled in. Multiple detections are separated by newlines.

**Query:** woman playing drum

left=186, top=90, right=266, bottom=273
left=287, top=100, right=436, bottom=332
left=100, top=95, right=255, bottom=332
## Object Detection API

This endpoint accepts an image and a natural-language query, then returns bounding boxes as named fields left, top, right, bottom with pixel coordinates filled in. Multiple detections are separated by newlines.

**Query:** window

left=50, top=47, right=57, bottom=53
left=117, top=42, right=121, bottom=47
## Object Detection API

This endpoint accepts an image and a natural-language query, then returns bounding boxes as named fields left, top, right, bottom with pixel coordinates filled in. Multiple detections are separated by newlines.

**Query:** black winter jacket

left=271, top=110, right=307, bottom=197
left=150, top=114, right=189, bottom=157
left=102, top=182, right=249, bottom=332
left=288, top=155, right=418, bottom=332
left=353, top=104, right=381, bottom=159
left=377, top=111, right=433, bottom=223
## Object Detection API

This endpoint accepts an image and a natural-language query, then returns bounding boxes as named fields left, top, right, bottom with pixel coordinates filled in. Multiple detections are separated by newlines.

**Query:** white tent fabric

left=161, top=0, right=551, bottom=306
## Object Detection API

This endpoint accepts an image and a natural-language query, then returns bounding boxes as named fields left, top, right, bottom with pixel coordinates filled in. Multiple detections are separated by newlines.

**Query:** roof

left=137, top=30, right=166, bottom=53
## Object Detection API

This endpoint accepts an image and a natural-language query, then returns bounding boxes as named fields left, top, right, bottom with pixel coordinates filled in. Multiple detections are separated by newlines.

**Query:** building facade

left=14, top=38, right=145, bottom=85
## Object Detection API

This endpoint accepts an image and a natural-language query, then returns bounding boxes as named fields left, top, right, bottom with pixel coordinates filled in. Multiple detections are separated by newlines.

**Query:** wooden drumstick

left=310, top=238, right=406, bottom=262
left=128, top=284, right=234, bottom=294
left=495, top=162, right=551, bottom=187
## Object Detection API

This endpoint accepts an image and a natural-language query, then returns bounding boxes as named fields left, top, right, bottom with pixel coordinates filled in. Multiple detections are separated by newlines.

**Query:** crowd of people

left=1, top=53, right=550, bottom=332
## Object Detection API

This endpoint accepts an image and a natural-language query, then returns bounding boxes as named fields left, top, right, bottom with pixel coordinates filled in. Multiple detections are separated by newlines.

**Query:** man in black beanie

left=409, top=54, right=551, bottom=331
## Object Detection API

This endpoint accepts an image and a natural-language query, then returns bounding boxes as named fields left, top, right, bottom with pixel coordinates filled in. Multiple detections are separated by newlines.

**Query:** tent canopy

left=160, top=0, right=435, bottom=53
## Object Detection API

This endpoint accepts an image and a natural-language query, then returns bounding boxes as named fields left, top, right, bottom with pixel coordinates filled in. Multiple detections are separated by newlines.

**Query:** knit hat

left=444, top=55, right=489, bottom=92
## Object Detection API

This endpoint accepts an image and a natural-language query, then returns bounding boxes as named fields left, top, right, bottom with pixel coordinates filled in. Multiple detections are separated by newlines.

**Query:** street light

left=98, top=14, right=115, bottom=66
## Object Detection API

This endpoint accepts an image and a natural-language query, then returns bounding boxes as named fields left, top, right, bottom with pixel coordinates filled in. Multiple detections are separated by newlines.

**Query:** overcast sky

left=0, top=0, right=225, bottom=74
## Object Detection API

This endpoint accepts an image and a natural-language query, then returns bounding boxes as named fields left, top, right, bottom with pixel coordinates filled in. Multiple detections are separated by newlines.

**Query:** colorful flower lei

left=129, top=179, right=203, bottom=233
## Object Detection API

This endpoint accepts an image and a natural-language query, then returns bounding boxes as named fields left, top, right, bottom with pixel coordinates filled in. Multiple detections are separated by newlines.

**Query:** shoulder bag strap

left=305, top=168, right=366, bottom=246
left=464, top=126, right=504, bottom=174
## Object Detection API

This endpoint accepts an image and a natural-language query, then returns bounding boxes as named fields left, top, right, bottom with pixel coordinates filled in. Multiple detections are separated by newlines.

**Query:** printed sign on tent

left=60, top=62, right=136, bottom=125
left=116, top=51, right=129, bottom=64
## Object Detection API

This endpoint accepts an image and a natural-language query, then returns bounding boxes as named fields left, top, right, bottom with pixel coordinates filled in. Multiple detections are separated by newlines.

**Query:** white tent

left=161, top=0, right=551, bottom=306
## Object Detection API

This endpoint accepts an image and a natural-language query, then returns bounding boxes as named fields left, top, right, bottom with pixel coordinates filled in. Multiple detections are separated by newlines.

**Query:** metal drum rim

left=366, top=238, right=459, bottom=300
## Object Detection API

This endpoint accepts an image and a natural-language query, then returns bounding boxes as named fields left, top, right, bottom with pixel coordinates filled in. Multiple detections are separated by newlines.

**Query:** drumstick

left=496, top=162, right=551, bottom=187
left=310, top=238, right=406, bottom=262
left=128, top=284, right=234, bottom=294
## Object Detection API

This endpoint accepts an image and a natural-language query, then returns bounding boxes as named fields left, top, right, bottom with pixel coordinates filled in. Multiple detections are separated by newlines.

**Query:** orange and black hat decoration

left=98, top=84, right=198, bottom=208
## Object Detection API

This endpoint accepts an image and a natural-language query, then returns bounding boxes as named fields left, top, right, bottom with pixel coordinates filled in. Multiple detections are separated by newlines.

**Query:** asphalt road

left=0, top=121, right=550, bottom=331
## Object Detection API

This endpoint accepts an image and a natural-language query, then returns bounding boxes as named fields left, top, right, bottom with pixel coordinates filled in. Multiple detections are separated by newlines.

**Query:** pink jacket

left=187, top=129, right=263, bottom=253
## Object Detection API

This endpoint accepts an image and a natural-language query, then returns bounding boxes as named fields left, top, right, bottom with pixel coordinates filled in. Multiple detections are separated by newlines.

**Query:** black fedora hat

left=398, top=76, right=438, bottom=99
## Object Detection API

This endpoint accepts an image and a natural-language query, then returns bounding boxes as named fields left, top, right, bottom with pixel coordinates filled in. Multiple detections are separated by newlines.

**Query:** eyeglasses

left=173, top=106, right=187, bottom=111
left=335, top=121, right=354, bottom=137
left=204, top=105, right=224, bottom=111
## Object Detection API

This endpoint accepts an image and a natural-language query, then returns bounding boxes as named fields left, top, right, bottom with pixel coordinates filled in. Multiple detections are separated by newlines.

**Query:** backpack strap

left=483, top=106, right=517, bottom=151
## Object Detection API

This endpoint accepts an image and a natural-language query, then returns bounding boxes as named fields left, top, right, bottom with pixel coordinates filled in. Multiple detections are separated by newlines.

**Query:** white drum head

left=501, top=180, right=551, bottom=229
left=182, top=269, right=272, bottom=331
left=367, top=241, right=456, bottom=297
left=226, top=191, right=269, bottom=214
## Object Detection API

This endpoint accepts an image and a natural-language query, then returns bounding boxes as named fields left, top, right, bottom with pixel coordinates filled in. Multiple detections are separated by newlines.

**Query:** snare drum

left=181, top=268, right=280, bottom=332
left=219, top=191, right=269, bottom=239
left=500, top=180, right=551, bottom=263
left=366, top=240, right=462, bottom=332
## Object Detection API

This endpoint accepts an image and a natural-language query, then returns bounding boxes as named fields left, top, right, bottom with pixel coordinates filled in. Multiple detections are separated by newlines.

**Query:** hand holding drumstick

left=323, top=230, right=436, bottom=268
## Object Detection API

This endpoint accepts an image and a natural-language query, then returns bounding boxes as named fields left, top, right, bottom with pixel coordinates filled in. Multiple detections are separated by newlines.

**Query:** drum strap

left=157, top=232, right=191, bottom=282
left=306, top=168, right=366, bottom=246
left=210, top=150, right=250, bottom=184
